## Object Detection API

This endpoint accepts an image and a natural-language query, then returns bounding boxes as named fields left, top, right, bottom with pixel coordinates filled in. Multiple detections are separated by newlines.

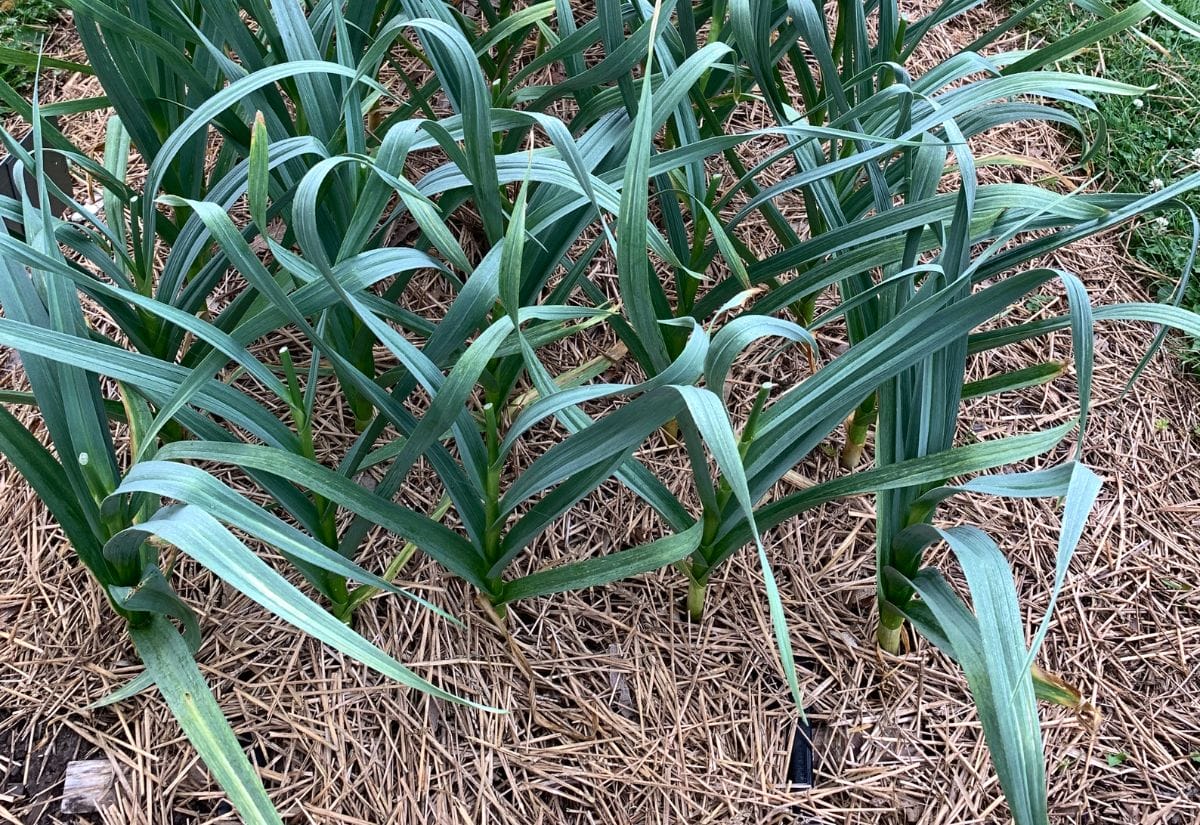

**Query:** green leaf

left=129, top=615, right=283, bottom=825
left=1000, top=1, right=1151, bottom=76
left=0, top=45, right=93, bottom=75
left=617, top=2, right=672, bottom=372
left=961, top=362, right=1065, bottom=400
left=499, top=521, right=704, bottom=604
left=107, top=505, right=497, bottom=711
left=0, top=404, right=109, bottom=578
left=714, top=423, right=1076, bottom=558
left=110, top=565, right=201, bottom=650
left=150, top=443, right=490, bottom=592
left=88, top=671, right=155, bottom=709
left=900, top=528, right=1046, bottom=825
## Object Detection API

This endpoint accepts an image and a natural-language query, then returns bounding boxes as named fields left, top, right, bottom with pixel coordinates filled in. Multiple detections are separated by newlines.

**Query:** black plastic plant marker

left=786, top=716, right=815, bottom=789
left=1, top=116, right=71, bottom=238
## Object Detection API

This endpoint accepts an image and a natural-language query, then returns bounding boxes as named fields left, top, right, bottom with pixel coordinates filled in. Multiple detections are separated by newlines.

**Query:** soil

left=0, top=718, right=102, bottom=824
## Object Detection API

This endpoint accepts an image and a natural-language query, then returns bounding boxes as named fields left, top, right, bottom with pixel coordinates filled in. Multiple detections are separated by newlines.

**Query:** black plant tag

left=786, top=717, right=815, bottom=789
left=0, top=116, right=71, bottom=238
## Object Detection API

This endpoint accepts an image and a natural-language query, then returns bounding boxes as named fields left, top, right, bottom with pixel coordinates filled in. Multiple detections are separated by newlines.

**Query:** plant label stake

left=0, top=116, right=70, bottom=238
left=787, top=716, right=815, bottom=789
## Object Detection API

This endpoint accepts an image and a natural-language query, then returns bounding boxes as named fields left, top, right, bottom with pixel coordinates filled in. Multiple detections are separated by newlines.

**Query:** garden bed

left=2, top=3, right=1200, bottom=824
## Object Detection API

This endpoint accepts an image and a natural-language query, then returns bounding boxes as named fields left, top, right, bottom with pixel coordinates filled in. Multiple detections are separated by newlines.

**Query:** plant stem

left=740, top=383, right=772, bottom=459
left=687, top=576, right=707, bottom=622
left=688, top=382, right=772, bottom=623
left=481, top=402, right=509, bottom=609
left=877, top=612, right=904, bottom=654
left=482, top=403, right=502, bottom=556
left=281, top=346, right=347, bottom=608
left=877, top=621, right=902, bottom=654
left=341, top=497, right=451, bottom=616
left=841, top=392, right=878, bottom=469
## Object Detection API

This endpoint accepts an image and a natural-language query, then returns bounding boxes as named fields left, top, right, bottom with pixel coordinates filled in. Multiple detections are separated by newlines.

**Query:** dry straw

left=2, top=0, right=1200, bottom=821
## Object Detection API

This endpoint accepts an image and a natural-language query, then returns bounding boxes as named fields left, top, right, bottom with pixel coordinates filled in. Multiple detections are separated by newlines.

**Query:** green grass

left=1033, top=0, right=1200, bottom=359
left=0, top=0, right=58, bottom=93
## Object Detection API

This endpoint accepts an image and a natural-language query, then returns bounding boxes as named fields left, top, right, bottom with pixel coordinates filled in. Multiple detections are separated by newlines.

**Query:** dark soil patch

left=0, top=715, right=102, bottom=825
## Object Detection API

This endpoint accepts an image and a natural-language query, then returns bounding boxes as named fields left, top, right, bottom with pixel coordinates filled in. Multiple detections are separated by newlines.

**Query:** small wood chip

left=606, top=644, right=635, bottom=719
left=60, top=760, right=116, bottom=815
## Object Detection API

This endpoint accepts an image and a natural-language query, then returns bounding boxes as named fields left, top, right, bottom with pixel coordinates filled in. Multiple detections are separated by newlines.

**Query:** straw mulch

left=3, top=5, right=1200, bottom=825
